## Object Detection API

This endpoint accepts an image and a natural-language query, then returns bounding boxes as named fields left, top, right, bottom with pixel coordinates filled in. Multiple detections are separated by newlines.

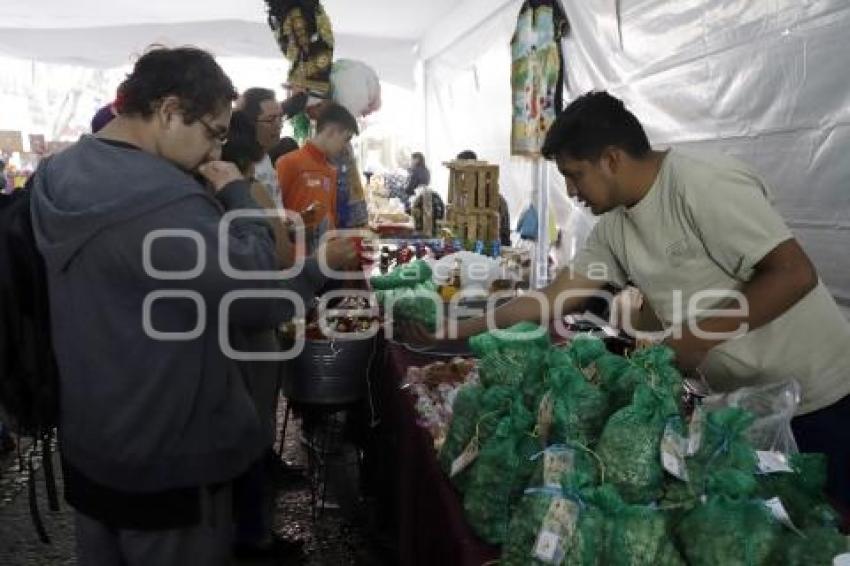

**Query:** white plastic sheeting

left=422, top=0, right=850, bottom=310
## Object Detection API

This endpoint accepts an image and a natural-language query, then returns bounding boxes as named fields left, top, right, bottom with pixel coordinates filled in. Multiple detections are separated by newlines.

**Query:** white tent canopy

left=0, top=0, right=462, bottom=88
left=1, top=0, right=848, bottom=313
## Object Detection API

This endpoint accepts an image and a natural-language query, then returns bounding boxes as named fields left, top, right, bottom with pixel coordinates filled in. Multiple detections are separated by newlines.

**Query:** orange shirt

left=276, top=142, right=337, bottom=229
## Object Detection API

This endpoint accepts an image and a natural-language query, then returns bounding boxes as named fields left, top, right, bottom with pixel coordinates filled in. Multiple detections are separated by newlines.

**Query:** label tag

left=538, top=391, right=555, bottom=441
left=533, top=497, right=579, bottom=564
left=764, top=497, right=803, bottom=534
left=450, top=436, right=479, bottom=477
left=757, top=451, right=794, bottom=474
left=687, top=406, right=704, bottom=456
left=533, top=530, right=561, bottom=563
left=661, top=421, right=689, bottom=481
left=582, top=363, right=599, bottom=384
left=544, top=447, right=576, bottom=488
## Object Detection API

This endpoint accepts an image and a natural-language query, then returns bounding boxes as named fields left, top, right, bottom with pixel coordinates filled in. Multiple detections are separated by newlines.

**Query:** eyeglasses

left=256, top=114, right=284, bottom=124
left=199, top=118, right=229, bottom=145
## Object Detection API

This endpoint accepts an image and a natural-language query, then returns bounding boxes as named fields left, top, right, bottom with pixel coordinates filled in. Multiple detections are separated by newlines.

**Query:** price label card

left=450, top=436, right=479, bottom=477
left=757, top=451, right=793, bottom=474
left=687, top=406, right=704, bottom=456
left=538, top=392, right=555, bottom=441
left=661, top=422, right=689, bottom=481
left=544, top=448, right=576, bottom=488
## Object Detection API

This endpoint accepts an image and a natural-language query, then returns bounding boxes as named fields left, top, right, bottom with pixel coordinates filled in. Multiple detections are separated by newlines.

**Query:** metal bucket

left=283, top=336, right=376, bottom=405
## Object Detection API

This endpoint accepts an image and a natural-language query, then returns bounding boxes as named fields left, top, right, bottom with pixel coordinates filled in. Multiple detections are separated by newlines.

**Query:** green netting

left=439, top=384, right=514, bottom=492
left=500, top=489, right=560, bottom=566
left=566, top=335, right=608, bottom=369
left=687, top=407, right=757, bottom=493
left=597, top=346, right=683, bottom=412
left=756, top=452, right=842, bottom=529
left=469, top=322, right=552, bottom=357
left=463, top=400, right=542, bottom=544
left=439, top=384, right=484, bottom=480
left=676, top=470, right=780, bottom=566
left=590, top=485, right=685, bottom=566
left=596, top=384, right=680, bottom=504
left=769, top=526, right=849, bottom=566
left=596, top=354, right=649, bottom=411
left=369, top=259, right=432, bottom=290
left=528, top=444, right=601, bottom=489
left=391, top=292, right=440, bottom=332
left=546, top=364, right=610, bottom=447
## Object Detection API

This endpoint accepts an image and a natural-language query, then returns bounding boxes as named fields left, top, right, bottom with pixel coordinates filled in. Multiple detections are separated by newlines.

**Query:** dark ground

left=0, top=400, right=396, bottom=566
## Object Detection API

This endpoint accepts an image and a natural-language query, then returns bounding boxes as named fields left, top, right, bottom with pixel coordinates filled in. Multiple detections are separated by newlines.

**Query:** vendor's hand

left=198, top=161, right=243, bottom=192
left=319, top=237, right=360, bottom=271
left=665, top=333, right=713, bottom=375
left=396, top=320, right=438, bottom=349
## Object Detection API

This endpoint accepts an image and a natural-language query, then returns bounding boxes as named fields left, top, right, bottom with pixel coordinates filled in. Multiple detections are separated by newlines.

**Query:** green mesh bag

left=439, top=384, right=484, bottom=478
left=392, top=293, right=440, bottom=332
left=439, top=384, right=514, bottom=492
left=500, top=488, right=561, bottom=566
left=370, top=259, right=432, bottom=290
left=479, top=348, right=547, bottom=391
left=469, top=322, right=551, bottom=357
left=687, top=407, right=757, bottom=493
left=590, top=485, right=685, bottom=566
left=598, top=346, right=683, bottom=412
left=502, top=472, right=607, bottom=566
left=676, top=470, right=780, bottom=566
left=567, top=335, right=608, bottom=370
left=463, top=401, right=542, bottom=544
left=545, top=364, right=610, bottom=447
left=769, top=526, right=849, bottom=566
left=596, top=354, right=648, bottom=411
left=756, top=452, right=842, bottom=528
left=528, top=444, right=601, bottom=489
left=596, top=384, right=680, bottom=504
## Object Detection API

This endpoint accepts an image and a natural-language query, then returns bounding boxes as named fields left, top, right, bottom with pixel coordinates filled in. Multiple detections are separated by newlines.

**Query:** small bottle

left=474, top=240, right=484, bottom=255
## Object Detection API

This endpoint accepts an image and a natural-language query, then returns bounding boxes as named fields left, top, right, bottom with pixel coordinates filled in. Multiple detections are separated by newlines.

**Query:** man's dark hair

left=316, top=103, right=359, bottom=136
left=269, top=137, right=299, bottom=165
left=456, top=150, right=477, bottom=160
left=238, top=87, right=277, bottom=123
left=116, top=46, right=237, bottom=123
left=541, top=91, right=650, bottom=161
left=221, top=111, right=264, bottom=175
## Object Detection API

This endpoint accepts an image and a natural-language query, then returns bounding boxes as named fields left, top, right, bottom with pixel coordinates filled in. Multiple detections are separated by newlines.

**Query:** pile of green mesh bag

left=437, top=325, right=848, bottom=564
left=370, top=260, right=440, bottom=331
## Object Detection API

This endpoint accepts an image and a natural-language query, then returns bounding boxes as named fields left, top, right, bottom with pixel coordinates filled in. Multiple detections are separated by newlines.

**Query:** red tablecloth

left=379, top=342, right=500, bottom=566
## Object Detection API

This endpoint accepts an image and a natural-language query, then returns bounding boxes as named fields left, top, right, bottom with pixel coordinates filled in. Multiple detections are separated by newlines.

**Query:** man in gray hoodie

left=30, top=46, right=357, bottom=565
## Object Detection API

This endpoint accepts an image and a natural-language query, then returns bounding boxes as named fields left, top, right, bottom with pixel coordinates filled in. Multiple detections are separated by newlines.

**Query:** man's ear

left=155, top=96, right=182, bottom=127
left=599, top=146, right=622, bottom=176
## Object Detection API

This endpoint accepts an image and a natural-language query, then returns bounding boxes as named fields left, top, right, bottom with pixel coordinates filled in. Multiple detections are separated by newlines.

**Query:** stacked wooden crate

left=444, top=160, right=500, bottom=242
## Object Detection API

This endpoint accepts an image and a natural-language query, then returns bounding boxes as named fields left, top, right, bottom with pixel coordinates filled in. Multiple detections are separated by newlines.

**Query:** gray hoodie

left=31, top=136, right=326, bottom=492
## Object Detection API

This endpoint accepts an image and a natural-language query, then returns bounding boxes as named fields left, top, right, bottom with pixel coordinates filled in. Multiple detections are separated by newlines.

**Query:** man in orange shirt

left=276, top=103, right=358, bottom=253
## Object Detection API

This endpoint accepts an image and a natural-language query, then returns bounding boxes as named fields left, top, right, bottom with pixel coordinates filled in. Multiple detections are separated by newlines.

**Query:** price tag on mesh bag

left=450, top=436, right=479, bottom=477
left=538, top=392, right=555, bottom=441
left=756, top=451, right=794, bottom=474
left=544, top=447, right=575, bottom=488
left=764, top=497, right=803, bottom=534
left=533, top=497, right=579, bottom=564
left=687, top=406, right=704, bottom=456
left=661, top=421, right=689, bottom=481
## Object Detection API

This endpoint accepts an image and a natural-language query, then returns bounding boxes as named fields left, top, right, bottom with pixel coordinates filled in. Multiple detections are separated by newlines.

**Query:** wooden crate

left=444, top=160, right=501, bottom=242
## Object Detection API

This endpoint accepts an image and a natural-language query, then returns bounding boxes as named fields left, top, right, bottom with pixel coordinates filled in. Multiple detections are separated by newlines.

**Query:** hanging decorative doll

left=265, top=0, right=335, bottom=97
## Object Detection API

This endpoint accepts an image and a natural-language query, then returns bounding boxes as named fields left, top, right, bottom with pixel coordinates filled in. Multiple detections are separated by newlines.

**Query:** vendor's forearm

left=683, top=239, right=817, bottom=346
left=454, top=295, right=547, bottom=339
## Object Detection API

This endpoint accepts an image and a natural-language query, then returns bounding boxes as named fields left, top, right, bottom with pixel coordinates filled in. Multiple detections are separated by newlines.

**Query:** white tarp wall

left=420, top=0, right=850, bottom=313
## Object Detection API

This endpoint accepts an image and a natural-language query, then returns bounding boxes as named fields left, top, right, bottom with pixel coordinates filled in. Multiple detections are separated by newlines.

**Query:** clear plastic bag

left=701, top=380, right=800, bottom=455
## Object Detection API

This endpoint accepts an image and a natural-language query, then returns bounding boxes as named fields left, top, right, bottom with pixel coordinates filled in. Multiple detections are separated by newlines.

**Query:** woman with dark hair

left=404, top=151, right=430, bottom=206
left=220, top=110, right=302, bottom=561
